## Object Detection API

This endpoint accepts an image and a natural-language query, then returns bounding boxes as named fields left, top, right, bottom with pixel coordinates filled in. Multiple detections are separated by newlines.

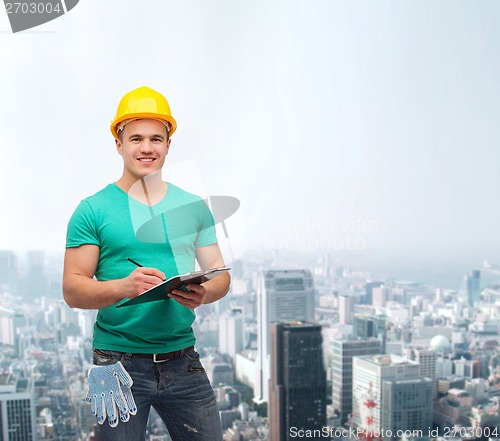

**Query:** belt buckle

left=153, top=353, right=169, bottom=363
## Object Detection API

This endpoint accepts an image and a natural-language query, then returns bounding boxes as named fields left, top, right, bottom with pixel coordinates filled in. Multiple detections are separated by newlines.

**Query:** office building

left=0, top=251, right=17, bottom=292
left=0, top=311, right=28, bottom=355
left=437, top=377, right=465, bottom=397
left=403, top=346, right=438, bottom=398
left=361, top=281, right=384, bottom=305
left=331, top=338, right=382, bottom=424
left=364, top=281, right=383, bottom=305
left=255, top=270, right=314, bottom=402
left=460, top=269, right=481, bottom=306
left=338, top=295, right=354, bottom=325
left=353, top=315, right=387, bottom=352
left=372, top=285, right=390, bottom=307
left=269, top=322, right=326, bottom=441
left=232, top=259, right=243, bottom=279
left=0, top=374, right=36, bottom=441
left=433, top=389, right=473, bottom=429
left=26, top=250, right=46, bottom=297
left=381, top=378, right=433, bottom=440
left=77, top=309, right=98, bottom=340
left=202, top=354, right=235, bottom=386
left=352, top=355, right=430, bottom=437
left=219, top=307, right=244, bottom=361
left=467, top=270, right=481, bottom=306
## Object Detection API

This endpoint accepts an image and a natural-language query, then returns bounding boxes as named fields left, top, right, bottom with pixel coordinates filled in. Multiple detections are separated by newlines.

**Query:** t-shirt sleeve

left=66, top=200, right=100, bottom=248
left=195, top=200, right=217, bottom=247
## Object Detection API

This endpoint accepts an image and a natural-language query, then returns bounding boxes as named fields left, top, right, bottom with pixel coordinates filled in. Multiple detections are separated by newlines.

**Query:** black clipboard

left=116, top=267, right=230, bottom=308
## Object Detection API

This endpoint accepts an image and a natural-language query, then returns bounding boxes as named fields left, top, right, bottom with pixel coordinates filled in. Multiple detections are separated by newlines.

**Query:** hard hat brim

left=110, top=113, right=177, bottom=139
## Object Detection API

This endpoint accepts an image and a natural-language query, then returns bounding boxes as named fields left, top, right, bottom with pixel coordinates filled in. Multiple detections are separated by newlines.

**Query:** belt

left=132, top=346, right=194, bottom=363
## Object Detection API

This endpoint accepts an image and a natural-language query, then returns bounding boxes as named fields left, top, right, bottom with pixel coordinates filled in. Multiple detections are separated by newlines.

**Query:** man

left=63, top=86, right=230, bottom=440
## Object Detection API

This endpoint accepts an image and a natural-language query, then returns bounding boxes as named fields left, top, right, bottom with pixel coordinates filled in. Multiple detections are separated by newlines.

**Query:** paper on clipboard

left=116, top=266, right=230, bottom=307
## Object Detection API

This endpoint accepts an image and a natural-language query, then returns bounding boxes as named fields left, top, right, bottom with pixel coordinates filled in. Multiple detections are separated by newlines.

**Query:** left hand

left=169, top=284, right=207, bottom=309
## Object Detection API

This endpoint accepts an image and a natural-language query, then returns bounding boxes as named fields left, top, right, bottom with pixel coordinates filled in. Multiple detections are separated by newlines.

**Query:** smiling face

left=115, top=119, right=171, bottom=185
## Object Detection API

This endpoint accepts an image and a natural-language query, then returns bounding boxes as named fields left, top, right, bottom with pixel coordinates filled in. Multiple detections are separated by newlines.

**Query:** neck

left=116, top=172, right=168, bottom=206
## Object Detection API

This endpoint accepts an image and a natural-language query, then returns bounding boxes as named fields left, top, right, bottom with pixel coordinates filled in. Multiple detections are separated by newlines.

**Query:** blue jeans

left=92, top=347, right=223, bottom=441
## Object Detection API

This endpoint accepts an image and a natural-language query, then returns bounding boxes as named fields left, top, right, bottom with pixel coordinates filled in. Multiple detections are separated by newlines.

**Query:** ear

left=166, top=138, right=171, bottom=155
left=115, top=138, right=122, bottom=155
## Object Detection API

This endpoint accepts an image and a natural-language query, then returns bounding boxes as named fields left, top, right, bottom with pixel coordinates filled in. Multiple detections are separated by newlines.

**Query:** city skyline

left=1, top=247, right=500, bottom=439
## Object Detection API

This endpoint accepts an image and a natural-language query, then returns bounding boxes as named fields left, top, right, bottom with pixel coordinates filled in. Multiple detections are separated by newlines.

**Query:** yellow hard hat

left=110, top=86, right=177, bottom=138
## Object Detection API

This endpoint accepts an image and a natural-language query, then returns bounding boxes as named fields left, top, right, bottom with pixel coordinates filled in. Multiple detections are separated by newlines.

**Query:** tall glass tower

left=255, top=270, right=315, bottom=402
left=269, top=322, right=326, bottom=441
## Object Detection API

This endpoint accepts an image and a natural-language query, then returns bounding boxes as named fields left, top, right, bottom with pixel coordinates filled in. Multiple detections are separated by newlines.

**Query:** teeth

left=138, top=158, right=154, bottom=162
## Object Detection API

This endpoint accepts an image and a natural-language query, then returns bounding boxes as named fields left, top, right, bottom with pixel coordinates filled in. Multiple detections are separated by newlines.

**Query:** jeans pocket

left=185, top=348, right=200, bottom=362
left=92, top=349, right=120, bottom=366
left=187, top=363, right=206, bottom=373
left=184, top=350, right=205, bottom=373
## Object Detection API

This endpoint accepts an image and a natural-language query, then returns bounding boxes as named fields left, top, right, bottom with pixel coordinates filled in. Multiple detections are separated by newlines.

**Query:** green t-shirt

left=66, top=182, right=217, bottom=353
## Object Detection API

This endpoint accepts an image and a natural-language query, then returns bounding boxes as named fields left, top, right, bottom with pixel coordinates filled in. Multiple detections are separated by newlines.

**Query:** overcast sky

left=0, top=1, right=499, bottom=272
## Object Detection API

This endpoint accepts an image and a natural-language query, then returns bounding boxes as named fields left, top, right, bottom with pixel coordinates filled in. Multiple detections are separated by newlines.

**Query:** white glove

left=85, top=361, right=137, bottom=427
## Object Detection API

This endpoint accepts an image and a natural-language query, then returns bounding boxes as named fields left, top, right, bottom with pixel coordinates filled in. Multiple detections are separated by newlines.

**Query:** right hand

left=120, top=267, right=165, bottom=299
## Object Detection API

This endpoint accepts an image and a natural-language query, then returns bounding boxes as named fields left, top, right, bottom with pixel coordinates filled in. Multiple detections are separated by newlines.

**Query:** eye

left=152, top=137, right=163, bottom=143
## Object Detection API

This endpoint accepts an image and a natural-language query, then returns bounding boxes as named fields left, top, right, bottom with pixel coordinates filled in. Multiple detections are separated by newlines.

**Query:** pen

left=127, top=257, right=144, bottom=267
left=127, top=258, right=167, bottom=281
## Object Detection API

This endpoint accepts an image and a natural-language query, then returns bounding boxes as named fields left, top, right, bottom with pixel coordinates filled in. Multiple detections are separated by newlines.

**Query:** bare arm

left=169, top=243, right=230, bottom=309
left=62, top=245, right=165, bottom=309
left=196, top=242, right=231, bottom=303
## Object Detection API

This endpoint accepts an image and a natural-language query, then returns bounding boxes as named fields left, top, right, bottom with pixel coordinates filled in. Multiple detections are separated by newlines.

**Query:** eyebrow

left=128, top=133, right=166, bottom=140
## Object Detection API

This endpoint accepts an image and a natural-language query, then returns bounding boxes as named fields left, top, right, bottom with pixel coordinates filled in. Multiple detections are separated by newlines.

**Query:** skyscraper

left=0, top=374, right=36, bottom=441
left=0, top=251, right=18, bottom=292
left=255, top=270, right=314, bottom=402
left=331, top=338, right=382, bottom=424
left=372, top=285, right=390, bottom=307
left=459, top=269, right=481, bottom=307
left=338, top=295, right=354, bottom=325
left=232, top=259, right=244, bottom=279
left=22, top=250, right=46, bottom=298
left=466, top=270, right=481, bottom=306
left=364, top=281, right=383, bottom=305
left=269, top=322, right=326, bottom=441
left=219, top=307, right=244, bottom=361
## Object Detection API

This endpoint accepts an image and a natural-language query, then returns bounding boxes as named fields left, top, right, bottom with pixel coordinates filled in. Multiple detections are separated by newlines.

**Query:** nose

left=140, top=140, right=154, bottom=153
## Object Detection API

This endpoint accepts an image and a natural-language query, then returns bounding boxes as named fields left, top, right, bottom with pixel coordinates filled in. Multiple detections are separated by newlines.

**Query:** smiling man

left=63, top=86, right=230, bottom=440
